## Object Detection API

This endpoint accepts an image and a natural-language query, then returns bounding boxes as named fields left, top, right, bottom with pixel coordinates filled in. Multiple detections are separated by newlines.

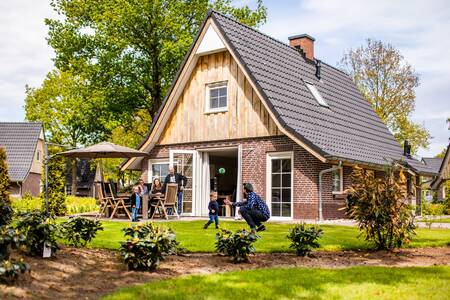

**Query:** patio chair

left=95, top=182, right=114, bottom=219
left=151, top=183, right=179, bottom=219
left=108, top=182, right=132, bottom=220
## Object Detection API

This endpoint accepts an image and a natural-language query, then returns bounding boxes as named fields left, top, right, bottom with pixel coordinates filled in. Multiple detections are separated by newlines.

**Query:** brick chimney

left=288, top=34, right=315, bottom=60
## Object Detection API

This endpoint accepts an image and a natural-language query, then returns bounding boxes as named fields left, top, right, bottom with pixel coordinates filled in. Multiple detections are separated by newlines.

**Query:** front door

left=267, top=152, right=293, bottom=219
left=169, top=150, right=196, bottom=215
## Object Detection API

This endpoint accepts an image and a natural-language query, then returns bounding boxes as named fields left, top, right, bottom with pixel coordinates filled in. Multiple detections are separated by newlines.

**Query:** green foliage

left=11, top=196, right=98, bottom=215
left=0, top=259, right=29, bottom=284
left=421, top=202, right=445, bottom=229
left=43, top=147, right=67, bottom=216
left=120, top=222, right=179, bottom=271
left=0, top=201, right=13, bottom=228
left=60, top=217, right=103, bottom=247
left=339, top=39, right=429, bottom=154
left=0, top=147, right=10, bottom=204
left=287, top=223, right=323, bottom=256
left=15, top=211, right=59, bottom=257
left=215, top=228, right=259, bottom=263
left=346, top=165, right=416, bottom=250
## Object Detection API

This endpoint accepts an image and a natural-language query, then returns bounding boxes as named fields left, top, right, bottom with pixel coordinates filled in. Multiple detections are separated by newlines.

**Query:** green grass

left=418, top=218, right=450, bottom=223
left=11, top=196, right=98, bottom=215
left=103, top=266, right=450, bottom=300
left=85, top=220, right=450, bottom=252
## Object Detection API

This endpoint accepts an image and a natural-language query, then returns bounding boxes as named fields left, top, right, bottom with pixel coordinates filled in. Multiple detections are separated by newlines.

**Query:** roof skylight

left=304, top=82, right=329, bottom=107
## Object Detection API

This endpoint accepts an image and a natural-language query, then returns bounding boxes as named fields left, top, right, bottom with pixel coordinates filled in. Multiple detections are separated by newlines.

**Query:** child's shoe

left=203, top=222, right=210, bottom=229
left=215, top=225, right=219, bottom=229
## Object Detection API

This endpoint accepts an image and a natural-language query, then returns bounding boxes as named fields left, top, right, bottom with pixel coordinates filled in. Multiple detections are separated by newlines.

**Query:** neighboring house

left=0, top=122, right=45, bottom=197
left=421, top=157, right=443, bottom=201
left=122, top=11, right=435, bottom=220
left=431, top=145, right=450, bottom=201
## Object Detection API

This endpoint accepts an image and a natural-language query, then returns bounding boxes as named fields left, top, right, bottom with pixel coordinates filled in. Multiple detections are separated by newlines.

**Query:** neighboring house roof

left=431, top=145, right=450, bottom=189
left=0, top=122, right=43, bottom=182
left=122, top=10, right=432, bottom=174
left=422, top=157, right=443, bottom=174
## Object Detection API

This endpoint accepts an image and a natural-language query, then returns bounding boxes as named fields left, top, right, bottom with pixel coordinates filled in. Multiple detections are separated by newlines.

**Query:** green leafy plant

left=346, top=165, right=416, bottom=250
left=60, top=217, right=103, bottom=247
left=0, top=147, right=11, bottom=203
left=421, top=202, right=445, bottom=229
left=0, top=259, right=29, bottom=284
left=287, top=223, right=323, bottom=257
left=120, top=223, right=179, bottom=271
left=15, top=211, right=59, bottom=257
left=216, top=229, right=260, bottom=263
left=0, top=226, right=29, bottom=284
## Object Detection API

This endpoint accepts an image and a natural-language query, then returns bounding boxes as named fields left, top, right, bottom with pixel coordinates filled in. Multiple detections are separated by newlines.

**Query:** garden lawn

left=418, top=218, right=450, bottom=223
left=85, top=220, right=450, bottom=252
left=103, top=266, right=450, bottom=300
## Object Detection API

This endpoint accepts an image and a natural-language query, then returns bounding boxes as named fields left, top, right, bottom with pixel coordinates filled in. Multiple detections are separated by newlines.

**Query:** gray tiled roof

left=422, top=157, right=443, bottom=174
left=0, top=122, right=43, bottom=181
left=212, top=11, right=408, bottom=166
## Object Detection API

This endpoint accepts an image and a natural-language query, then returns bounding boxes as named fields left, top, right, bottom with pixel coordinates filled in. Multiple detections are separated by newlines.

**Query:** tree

left=43, top=147, right=67, bottom=216
left=339, top=39, right=430, bottom=154
left=45, top=0, right=267, bottom=121
left=25, top=70, right=107, bottom=194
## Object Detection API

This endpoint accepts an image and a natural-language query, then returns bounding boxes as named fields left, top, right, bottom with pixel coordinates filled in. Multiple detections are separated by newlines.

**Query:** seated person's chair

left=151, top=183, right=179, bottom=219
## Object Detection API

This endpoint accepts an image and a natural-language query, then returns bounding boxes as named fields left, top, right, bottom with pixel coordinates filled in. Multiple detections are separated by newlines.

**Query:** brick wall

left=147, top=136, right=350, bottom=220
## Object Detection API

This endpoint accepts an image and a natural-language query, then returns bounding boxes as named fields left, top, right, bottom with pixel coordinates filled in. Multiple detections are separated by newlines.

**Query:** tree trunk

left=71, top=158, right=77, bottom=195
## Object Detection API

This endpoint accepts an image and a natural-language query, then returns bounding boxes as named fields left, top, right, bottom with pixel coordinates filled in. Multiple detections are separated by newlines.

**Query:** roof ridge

left=210, top=10, right=312, bottom=62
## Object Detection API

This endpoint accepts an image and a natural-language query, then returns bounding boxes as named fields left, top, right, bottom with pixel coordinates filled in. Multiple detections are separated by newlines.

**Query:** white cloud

left=0, top=0, right=56, bottom=121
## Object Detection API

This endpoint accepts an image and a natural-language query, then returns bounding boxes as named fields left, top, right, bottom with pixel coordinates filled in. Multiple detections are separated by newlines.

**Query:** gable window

left=332, top=168, right=343, bottom=193
left=206, top=81, right=228, bottom=113
left=36, top=150, right=41, bottom=162
left=304, top=81, right=329, bottom=107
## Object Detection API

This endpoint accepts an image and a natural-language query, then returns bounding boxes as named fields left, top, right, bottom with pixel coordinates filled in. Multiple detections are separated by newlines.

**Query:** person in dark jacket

left=163, top=167, right=187, bottom=215
left=203, top=191, right=219, bottom=229
left=225, top=183, right=270, bottom=232
left=130, top=186, right=141, bottom=222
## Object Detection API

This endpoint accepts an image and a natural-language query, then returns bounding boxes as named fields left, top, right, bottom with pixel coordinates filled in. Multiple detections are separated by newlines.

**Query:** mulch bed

left=1, top=246, right=449, bottom=300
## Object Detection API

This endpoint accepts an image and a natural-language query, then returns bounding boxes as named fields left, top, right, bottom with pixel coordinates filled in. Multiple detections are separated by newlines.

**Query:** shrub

left=421, top=202, right=445, bottom=229
left=0, top=201, right=13, bottom=227
left=66, top=196, right=98, bottom=214
left=216, top=229, right=259, bottom=263
left=120, top=223, right=178, bottom=271
left=42, top=147, right=67, bottom=216
left=287, top=223, right=323, bottom=256
left=60, top=217, right=103, bottom=247
left=15, top=211, right=59, bottom=257
left=0, top=259, right=29, bottom=284
left=0, top=226, right=29, bottom=284
left=346, top=165, right=416, bottom=250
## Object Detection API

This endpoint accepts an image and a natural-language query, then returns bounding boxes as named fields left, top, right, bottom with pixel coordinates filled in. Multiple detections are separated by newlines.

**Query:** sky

left=0, top=0, right=449, bottom=158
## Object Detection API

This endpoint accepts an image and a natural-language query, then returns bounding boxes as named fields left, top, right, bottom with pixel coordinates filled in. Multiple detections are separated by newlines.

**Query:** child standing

left=203, top=191, right=219, bottom=229
left=130, top=186, right=141, bottom=222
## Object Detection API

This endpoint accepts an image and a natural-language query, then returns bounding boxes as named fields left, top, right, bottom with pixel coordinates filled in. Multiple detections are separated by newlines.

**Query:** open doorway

left=197, top=147, right=240, bottom=217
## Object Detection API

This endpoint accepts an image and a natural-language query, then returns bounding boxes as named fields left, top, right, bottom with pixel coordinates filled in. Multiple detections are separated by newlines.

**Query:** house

left=122, top=10, right=434, bottom=220
left=0, top=122, right=45, bottom=197
left=431, top=145, right=450, bottom=201
left=421, top=156, right=444, bottom=201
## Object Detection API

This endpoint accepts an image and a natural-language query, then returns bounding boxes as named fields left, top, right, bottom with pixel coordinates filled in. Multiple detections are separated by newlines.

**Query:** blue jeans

left=131, top=207, right=138, bottom=222
left=208, top=214, right=219, bottom=226
left=177, top=192, right=183, bottom=215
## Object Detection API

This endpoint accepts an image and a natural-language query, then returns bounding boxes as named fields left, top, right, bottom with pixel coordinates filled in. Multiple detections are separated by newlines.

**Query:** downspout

left=318, top=161, right=342, bottom=221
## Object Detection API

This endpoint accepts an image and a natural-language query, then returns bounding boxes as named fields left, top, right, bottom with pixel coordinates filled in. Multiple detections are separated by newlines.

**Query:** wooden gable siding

left=157, top=51, right=282, bottom=145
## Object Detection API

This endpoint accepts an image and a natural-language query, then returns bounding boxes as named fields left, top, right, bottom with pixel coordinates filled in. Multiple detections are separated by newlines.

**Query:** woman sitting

left=149, top=178, right=163, bottom=217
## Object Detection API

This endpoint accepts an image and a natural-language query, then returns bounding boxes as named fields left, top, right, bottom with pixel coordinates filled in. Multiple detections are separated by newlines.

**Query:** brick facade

left=22, top=172, right=41, bottom=197
left=142, top=135, right=352, bottom=220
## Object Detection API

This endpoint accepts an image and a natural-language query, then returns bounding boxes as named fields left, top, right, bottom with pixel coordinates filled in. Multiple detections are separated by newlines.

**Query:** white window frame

left=148, top=159, right=172, bottom=184
left=266, top=151, right=294, bottom=220
left=304, top=81, right=329, bottom=107
left=205, top=81, right=228, bottom=113
left=332, top=167, right=343, bottom=194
